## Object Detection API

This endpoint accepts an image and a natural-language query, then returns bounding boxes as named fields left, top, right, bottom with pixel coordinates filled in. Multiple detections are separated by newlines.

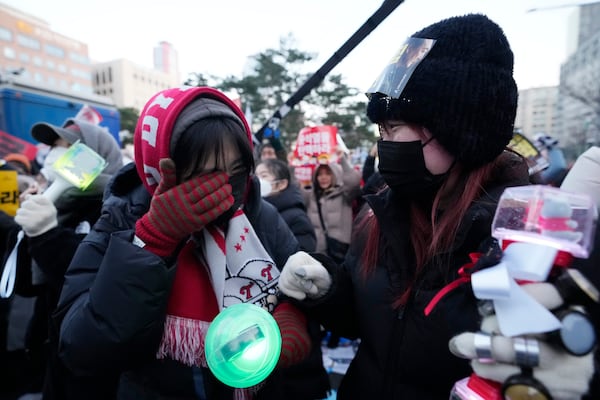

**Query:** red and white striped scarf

left=156, top=209, right=280, bottom=399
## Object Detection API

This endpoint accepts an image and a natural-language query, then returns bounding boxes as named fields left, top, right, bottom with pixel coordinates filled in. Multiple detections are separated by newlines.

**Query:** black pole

left=255, top=0, right=404, bottom=143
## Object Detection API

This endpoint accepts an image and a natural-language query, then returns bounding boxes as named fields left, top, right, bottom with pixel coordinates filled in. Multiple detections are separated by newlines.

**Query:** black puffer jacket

left=54, top=163, right=320, bottom=400
left=263, top=184, right=316, bottom=252
left=302, top=152, right=531, bottom=399
left=262, top=184, right=330, bottom=399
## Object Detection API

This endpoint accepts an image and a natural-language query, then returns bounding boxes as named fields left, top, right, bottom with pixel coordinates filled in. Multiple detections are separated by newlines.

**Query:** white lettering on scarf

left=204, top=210, right=280, bottom=311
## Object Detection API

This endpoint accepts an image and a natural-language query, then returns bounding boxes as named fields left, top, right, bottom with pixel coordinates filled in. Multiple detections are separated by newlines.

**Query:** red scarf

left=156, top=210, right=280, bottom=399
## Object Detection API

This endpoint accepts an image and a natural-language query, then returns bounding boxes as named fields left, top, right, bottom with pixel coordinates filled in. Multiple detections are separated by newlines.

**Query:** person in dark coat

left=279, top=14, right=597, bottom=399
left=256, top=158, right=316, bottom=252
left=255, top=158, right=330, bottom=396
left=54, top=86, right=323, bottom=400
left=0, top=119, right=123, bottom=400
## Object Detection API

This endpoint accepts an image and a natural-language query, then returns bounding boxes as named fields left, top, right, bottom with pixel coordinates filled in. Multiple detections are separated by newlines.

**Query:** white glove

left=449, top=282, right=594, bottom=400
left=279, top=251, right=332, bottom=300
left=14, top=194, right=58, bottom=237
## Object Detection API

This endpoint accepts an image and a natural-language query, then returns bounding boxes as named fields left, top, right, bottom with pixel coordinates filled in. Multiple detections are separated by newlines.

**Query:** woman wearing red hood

left=53, top=86, right=329, bottom=400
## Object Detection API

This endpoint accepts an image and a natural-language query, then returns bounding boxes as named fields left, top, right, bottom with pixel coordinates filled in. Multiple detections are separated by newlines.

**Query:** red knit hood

left=134, top=86, right=253, bottom=194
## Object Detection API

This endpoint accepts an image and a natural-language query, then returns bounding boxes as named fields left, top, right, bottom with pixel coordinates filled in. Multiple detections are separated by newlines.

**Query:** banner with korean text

left=291, top=125, right=340, bottom=186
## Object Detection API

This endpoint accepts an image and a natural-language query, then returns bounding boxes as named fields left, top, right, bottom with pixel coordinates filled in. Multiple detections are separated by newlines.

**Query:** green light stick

left=205, top=303, right=282, bottom=388
left=43, top=140, right=108, bottom=202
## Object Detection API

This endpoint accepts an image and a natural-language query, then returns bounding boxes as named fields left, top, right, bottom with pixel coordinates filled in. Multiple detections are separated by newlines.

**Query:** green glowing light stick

left=205, top=303, right=282, bottom=388
left=43, top=140, right=107, bottom=202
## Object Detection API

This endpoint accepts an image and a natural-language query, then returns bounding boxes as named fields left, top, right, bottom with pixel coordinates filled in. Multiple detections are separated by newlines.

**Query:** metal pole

left=254, top=0, right=404, bottom=143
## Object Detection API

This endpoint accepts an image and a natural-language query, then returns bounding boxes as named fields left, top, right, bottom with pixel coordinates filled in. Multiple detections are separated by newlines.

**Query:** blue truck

left=0, top=76, right=120, bottom=159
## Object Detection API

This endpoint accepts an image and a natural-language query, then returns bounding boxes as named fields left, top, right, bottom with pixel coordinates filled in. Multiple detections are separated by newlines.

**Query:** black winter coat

left=262, top=184, right=331, bottom=398
left=0, top=188, right=104, bottom=400
left=263, top=184, right=316, bottom=252
left=53, top=163, right=328, bottom=400
left=301, top=153, right=532, bottom=399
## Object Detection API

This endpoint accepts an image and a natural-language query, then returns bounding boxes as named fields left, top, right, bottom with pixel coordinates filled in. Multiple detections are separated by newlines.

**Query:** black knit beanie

left=366, top=14, right=518, bottom=169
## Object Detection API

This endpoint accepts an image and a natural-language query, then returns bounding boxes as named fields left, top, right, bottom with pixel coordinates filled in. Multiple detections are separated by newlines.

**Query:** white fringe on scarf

left=156, top=315, right=210, bottom=368
left=156, top=315, right=259, bottom=400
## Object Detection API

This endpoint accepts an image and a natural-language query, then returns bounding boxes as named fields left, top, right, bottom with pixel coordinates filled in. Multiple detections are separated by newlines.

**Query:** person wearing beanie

left=3, top=153, right=32, bottom=175
left=1, top=118, right=123, bottom=399
left=53, top=86, right=326, bottom=400
left=278, top=14, right=597, bottom=399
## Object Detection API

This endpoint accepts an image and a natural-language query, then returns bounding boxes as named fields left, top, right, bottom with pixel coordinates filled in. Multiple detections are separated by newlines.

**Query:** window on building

left=108, top=67, right=112, bottom=83
left=33, top=56, right=43, bottom=66
left=46, top=60, right=55, bottom=70
left=81, top=85, right=93, bottom=94
left=58, top=64, right=67, bottom=73
left=19, top=53, right=30, bottom=63
left=0, top=27, right=12, bottom=41
left=44, top=44, right=65, bottom=58
left=34, top=72, right=43, bottom=82
left=3, top=47, right=16, bottom=59
left=69, top=52, right=90, bottom=65
left=71, top=68, right=91, bottom=80
left=17, top=34, right=40, bottom=50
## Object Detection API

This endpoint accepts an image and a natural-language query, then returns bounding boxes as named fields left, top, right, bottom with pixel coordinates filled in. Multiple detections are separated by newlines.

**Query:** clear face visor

left=366, top=37, right=436, bottom=99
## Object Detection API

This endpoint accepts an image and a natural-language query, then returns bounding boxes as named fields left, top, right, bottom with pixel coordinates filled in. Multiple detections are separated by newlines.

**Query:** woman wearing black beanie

left=279, top=14, right=597, bottom=399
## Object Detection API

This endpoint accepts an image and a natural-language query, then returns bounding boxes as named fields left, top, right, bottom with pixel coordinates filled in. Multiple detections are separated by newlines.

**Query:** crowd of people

left=1, top=12, right=600, bottom=400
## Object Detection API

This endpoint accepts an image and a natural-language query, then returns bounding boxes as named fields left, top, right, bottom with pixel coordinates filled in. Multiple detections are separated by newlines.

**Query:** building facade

left=92, top=59, right=179, bottom=110
left=153, top=41, right=180, bottom=79
left=515, top=86, right=559, bottom=140
left=0, top=4, right=181, bottom=112
left=556, top=1, right=600, bottom=156
left=0, top=3, right=93, bottom=94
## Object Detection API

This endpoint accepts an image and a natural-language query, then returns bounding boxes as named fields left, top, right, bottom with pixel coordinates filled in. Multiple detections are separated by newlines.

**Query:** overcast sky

left=1, top=0, right=590, bottom=92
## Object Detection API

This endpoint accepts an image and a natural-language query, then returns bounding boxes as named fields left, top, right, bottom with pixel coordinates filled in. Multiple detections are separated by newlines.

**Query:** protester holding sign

left=278, top=14, right=598, bottom=399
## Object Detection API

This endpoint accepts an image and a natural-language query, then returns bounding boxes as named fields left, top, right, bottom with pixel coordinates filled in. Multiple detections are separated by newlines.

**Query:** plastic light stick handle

left=42, top=176, right=74, bottom=203
left=42, top=141, right=108, bottom=203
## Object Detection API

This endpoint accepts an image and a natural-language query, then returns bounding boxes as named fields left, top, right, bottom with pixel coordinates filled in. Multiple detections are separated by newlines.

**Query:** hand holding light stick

left=0, top=141, right=107, bottom=298
left=450, top=185, right=598, bottom=399
left=42, top=140, right=108, bottom=202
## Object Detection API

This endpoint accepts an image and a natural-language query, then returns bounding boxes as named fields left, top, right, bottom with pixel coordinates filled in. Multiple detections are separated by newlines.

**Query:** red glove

left=272, top=302, right=311, bottom=368
left=135, top=158, right=233, bottom=257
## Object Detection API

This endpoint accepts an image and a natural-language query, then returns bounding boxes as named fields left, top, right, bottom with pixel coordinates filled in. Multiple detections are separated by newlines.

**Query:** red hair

left=355, top=160, right=497, bottom=307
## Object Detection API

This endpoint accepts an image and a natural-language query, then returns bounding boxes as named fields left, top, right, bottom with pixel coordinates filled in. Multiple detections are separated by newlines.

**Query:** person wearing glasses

left=279, top=14, right=597, bottom=400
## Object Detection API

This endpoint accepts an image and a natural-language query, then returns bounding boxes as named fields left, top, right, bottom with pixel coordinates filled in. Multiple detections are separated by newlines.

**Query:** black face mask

left=213, top=172, right=248, bottom=227
left=377, top=139, right=449, bottom=199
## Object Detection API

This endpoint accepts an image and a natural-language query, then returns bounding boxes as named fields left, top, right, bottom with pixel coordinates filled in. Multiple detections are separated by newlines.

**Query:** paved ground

left=320, top=337, right=359, bottom=399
